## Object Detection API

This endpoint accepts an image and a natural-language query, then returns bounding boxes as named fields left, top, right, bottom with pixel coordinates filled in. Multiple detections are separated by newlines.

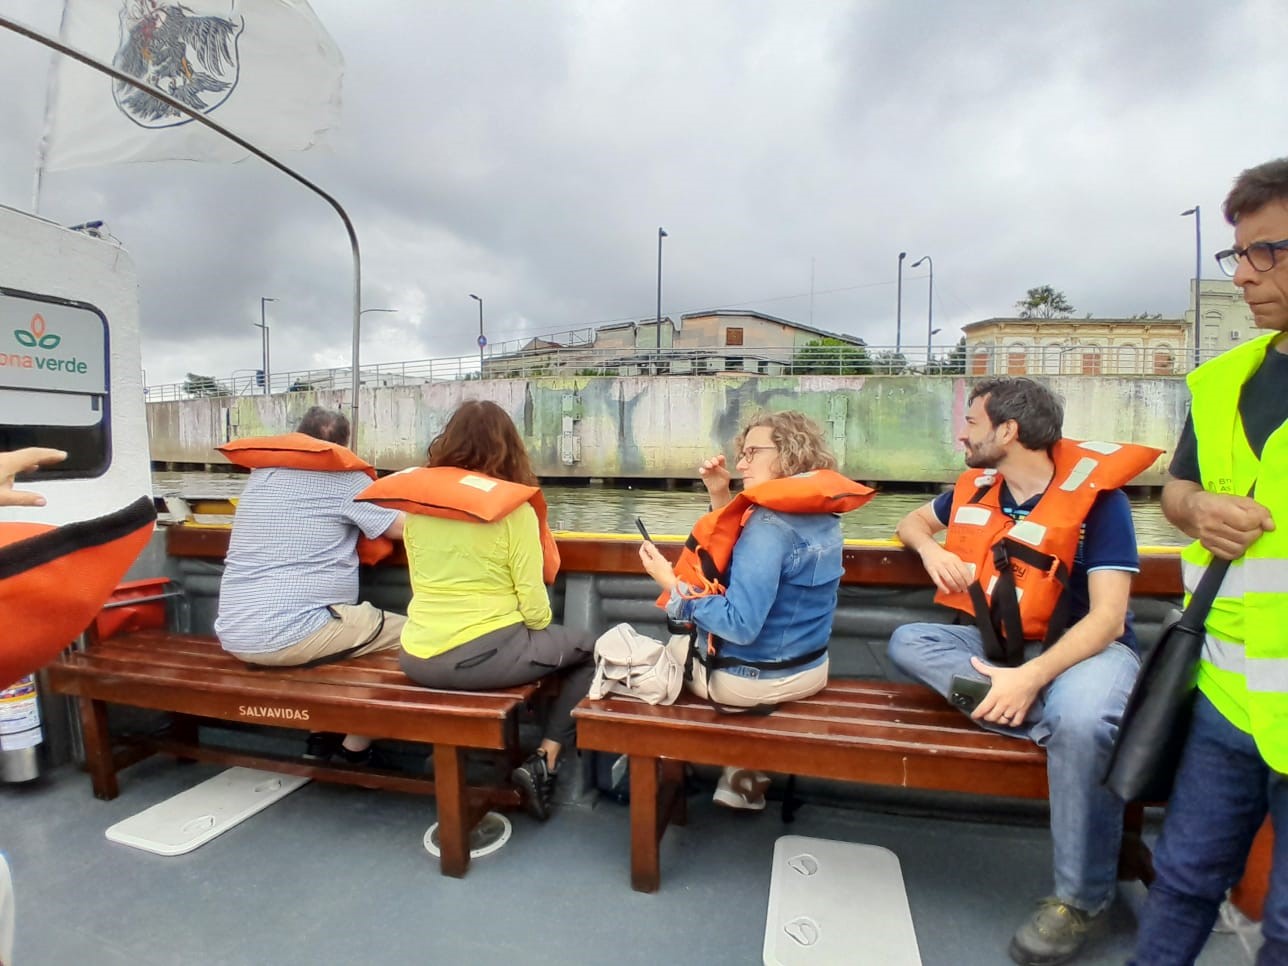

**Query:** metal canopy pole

left=1, top=16, right=365, bottom=448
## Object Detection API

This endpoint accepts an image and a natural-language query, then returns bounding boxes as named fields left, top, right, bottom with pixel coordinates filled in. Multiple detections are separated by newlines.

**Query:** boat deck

left=3, top=754, right=1248, bottom=965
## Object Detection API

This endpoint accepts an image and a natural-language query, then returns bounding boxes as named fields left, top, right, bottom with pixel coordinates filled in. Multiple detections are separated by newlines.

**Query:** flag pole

left=30, top=1, right=72, bottom=215
left=0, top=15, right=368, bottom=451
left=30, top=161, right=45, bottom=216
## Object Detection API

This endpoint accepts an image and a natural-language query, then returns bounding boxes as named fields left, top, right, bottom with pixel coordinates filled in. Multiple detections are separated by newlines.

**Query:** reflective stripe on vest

left=1201, top=632, right=1243, bottom=674
left=1187, top=332, right=1288, bottom=770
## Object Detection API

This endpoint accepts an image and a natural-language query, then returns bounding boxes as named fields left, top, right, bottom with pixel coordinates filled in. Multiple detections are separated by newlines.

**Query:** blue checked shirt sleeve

left=667, top=512, right=790, bottom=646
left=339, top=472, right=398, bottom=537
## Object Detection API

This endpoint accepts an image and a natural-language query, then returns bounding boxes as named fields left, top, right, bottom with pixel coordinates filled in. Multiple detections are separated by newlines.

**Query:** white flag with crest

left=40, top=0, right=343, bottom=171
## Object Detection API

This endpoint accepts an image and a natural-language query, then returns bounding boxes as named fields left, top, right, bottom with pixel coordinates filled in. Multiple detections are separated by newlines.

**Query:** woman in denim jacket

left=640, top=411, right=845, bottom=809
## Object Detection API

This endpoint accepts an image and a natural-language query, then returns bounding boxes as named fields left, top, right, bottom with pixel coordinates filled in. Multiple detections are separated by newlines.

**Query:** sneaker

left=1008, top=897, right=1099, bottom=966
left=303, top=732, right=342, bottom=761
left=511, top=750, right=557, bottom=821
left=713, top=768, right=771, bottom=811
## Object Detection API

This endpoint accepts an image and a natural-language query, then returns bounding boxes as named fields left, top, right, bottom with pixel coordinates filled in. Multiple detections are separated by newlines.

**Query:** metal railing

left=142, top=342, right=1218, bottom=402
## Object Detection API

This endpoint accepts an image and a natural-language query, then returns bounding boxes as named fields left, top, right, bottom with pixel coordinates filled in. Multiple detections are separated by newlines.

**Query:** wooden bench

left=46, top=629, right=546, bottom=878
left=568, top=539, right=1182, bottom=892
left=574, top=681, right=1153, bottom=892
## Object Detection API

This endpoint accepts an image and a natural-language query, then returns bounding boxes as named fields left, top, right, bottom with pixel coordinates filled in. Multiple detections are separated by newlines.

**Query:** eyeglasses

left=1215, top=238, right=1288, bottom=276
left=737, top=445, right=778, bottom=463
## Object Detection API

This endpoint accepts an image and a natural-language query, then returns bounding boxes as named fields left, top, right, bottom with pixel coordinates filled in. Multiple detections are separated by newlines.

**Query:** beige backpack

left=589, top=622, right=683, bottom=706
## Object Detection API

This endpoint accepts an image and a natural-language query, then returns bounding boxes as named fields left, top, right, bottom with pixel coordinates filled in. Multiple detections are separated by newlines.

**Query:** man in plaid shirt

left=215, top=407, right=405, bottom=765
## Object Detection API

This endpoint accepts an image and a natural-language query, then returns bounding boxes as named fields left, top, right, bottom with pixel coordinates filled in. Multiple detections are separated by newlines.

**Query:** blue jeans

left=888, top=622, right=1139, bottom=913
left=1131, top=692, right=1288, bottom=966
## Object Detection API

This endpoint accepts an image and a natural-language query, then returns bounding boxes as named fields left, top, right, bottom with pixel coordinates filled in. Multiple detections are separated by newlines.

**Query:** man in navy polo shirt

left=889, top=376, right=1142, bottom=966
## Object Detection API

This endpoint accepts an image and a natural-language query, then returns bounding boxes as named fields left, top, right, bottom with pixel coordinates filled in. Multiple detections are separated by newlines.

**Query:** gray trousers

left=400, top=621, right=595, bottom=749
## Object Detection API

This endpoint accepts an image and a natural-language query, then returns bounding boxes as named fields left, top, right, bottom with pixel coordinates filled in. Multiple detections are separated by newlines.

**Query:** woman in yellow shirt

left=399, top=401, right=594, bottom=820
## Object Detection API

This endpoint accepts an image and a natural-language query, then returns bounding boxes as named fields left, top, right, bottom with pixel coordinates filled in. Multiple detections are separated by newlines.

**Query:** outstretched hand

left=0, top=448, right=67, bottom=507
left=639, top=540, right=677, bottom=593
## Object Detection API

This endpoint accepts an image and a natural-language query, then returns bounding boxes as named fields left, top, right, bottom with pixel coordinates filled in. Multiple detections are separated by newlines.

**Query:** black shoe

left=338, top=744, right=397, bottom=770
left=303, top=732, right=342, bottom=761
left=511, top=750, right=557, bottom=821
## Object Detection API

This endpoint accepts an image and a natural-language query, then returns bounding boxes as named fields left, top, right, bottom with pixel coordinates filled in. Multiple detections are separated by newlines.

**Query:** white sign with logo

left=0, top=291, right=108, bottom=395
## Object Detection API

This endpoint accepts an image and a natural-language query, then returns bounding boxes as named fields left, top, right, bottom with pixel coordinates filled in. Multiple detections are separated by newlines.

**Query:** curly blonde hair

left=735, top=410, right=837, bottom=477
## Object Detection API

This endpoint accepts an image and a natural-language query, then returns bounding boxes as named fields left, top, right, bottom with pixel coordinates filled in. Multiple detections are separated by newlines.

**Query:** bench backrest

left=165, top=528, right=1181, bottom=684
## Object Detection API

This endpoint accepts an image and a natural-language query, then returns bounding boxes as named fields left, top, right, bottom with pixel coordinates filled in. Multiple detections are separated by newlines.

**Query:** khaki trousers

left=665, top=633, right=829, bottom=709
left=239, top=602, right=406, bottom=668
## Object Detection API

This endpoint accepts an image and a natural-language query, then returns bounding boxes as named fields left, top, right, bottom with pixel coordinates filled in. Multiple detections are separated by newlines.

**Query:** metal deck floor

left=2, top=757, right=1247, bottom=965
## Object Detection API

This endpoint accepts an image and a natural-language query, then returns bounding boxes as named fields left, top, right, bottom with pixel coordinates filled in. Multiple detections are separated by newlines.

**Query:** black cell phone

left=635, top=517, right=652, bottom=542
left=948, top=675, right=992, bottom=714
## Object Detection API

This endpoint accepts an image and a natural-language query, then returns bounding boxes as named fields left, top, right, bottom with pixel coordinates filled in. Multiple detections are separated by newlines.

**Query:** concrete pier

left=146, top=374, right=1186, bottom=485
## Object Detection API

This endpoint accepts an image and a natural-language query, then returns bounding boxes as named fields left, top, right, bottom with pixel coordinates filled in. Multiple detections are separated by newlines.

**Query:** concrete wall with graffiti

left=146, top=374, right=1188, bottom=485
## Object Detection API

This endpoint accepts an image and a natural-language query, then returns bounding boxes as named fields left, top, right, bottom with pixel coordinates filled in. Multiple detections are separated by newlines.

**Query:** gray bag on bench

left=590, top=622, right=683, bottom=706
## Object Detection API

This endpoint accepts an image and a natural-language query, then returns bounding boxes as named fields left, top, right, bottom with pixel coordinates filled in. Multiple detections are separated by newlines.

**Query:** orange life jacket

left=935, top=438, right=1162, bottom=664
left=658, top=468, right=873, bottom=684
left=355, top=466, right=561, bottom=585
left=663, top=468, right=874, bottom=605
left=217, top=433, right=393, bottom=566
left=0, top=495, right=156, bottom=688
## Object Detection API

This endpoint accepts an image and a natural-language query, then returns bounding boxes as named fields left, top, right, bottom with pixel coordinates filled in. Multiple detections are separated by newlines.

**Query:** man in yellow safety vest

left=1132, top=157, right=1288, bottom=964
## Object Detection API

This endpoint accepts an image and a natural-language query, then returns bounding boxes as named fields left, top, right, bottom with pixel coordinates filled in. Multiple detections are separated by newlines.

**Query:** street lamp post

left=656, top=227, right=668, bottom=365
left=254, top=296, right=276, bottom=395
left=912, top=255, right=934, bottom=365
left=469, top=294, right=484, bottom=377
left=1181, top=206, right=1201, bottom=367
left=357, top=307, right=398, bottom=388
left=895, top=251, right=907, bottom=355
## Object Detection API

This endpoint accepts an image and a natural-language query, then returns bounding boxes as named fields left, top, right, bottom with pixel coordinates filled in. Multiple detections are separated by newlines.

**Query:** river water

left=153, top=471, right=1187, bottom=546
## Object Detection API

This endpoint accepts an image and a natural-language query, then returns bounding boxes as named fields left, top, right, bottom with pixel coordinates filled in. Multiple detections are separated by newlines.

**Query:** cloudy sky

left=0, top=0, right=1285, bottom=388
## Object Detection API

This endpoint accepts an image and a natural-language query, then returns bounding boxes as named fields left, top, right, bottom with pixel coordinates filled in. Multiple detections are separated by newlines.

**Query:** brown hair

left=1223, top=157, right=1288, bottom=225
left=968, top=376, right=1063, bottom=451
left=735, top=410, right=837, bottom=477
left=426, top=400, right=537, bottom=485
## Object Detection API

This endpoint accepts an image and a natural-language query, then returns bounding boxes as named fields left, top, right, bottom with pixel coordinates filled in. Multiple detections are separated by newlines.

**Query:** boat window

left=0, top=289, right=111, bottom=479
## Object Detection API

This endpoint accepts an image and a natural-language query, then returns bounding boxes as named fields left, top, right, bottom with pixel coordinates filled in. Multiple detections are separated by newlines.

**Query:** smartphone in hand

left=635, top=516, right=653, bottom=543
left=948, top=675, right=991, bottom=714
